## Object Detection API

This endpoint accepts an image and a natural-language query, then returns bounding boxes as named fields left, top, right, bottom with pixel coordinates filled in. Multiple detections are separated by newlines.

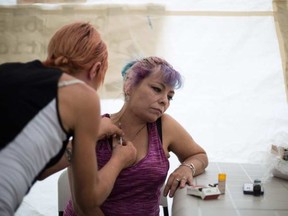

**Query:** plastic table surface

left=172, top=162, right=288, bottom=216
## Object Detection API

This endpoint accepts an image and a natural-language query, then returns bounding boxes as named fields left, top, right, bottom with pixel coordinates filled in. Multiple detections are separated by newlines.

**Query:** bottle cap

left=218, top=173, right=226, bottom=181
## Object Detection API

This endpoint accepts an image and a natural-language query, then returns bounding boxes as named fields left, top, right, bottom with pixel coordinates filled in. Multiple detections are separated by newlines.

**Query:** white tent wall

left=273, top=0, right=288, bottom=100
left=0, top=0, right=287, bottom=215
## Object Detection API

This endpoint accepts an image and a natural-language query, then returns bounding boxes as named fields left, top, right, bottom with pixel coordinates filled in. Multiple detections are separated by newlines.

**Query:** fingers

left=163, top=176, right=180, bottom=198
left=101, top=127, right=124, bottom=141
left=112, top=140, right=137, bottom=168
left=163, top=172, right=193, bottom=198
left=186, top=175, right=193, bottom=186
left=98, top=117, right=124, bottom=140
left=105, top=126, right=124, bottom=138
left=179, top=176, right=194, bottom=187
left=112, top=125, right=124, bottom=137
left=174, top=176, right=187, bottom=188
left=179, top=176, right=186, bottom=188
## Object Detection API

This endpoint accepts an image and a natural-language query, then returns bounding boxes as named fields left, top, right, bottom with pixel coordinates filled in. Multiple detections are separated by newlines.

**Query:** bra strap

left=58, top=79, right=84, bottom=88
left=156, top=117, right=162, bottom=143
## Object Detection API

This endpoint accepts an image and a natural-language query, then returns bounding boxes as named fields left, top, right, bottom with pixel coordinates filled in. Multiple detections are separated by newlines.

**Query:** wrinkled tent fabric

left=273, top=0, right=288, bottom=99
left=0, top=0, right=287, bottom=215
left=0, top=3, right=166, bottom=98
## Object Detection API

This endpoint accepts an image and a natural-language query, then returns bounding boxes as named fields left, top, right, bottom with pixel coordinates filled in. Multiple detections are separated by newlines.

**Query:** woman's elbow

left=73, top=194, right=103, bottom=215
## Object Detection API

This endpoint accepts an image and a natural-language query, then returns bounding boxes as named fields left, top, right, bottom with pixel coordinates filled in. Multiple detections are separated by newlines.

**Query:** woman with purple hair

left=65, top=56, right=208, bottom=216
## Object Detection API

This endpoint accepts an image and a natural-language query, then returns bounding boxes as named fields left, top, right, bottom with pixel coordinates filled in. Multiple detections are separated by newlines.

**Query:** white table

left=172, top=162, right=288, bottom=216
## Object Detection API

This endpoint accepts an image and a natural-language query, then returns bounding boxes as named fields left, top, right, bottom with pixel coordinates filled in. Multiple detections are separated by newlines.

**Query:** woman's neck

left=111, top=107, right=147, bottom=141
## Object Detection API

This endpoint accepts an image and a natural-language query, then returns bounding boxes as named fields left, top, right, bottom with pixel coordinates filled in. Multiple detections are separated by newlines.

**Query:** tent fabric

left=0, top=1, right=287, bottom=215
left=0, top=3, right=166, bottom=98
left=273, top=0, right=288, bottom=100
left=0, top=0, right=286, bottom=100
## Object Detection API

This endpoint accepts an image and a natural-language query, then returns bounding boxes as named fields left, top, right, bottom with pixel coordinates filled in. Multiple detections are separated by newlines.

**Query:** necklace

left=119, top=122, right=146, bottom=142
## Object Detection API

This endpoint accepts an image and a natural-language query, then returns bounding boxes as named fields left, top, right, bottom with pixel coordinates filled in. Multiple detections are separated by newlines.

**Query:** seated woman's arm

left=162, top=113, right=209, bottom=198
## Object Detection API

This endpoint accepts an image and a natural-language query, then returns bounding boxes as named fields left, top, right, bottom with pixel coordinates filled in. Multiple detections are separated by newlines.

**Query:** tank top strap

left=58, top=79, right=84, bottom=88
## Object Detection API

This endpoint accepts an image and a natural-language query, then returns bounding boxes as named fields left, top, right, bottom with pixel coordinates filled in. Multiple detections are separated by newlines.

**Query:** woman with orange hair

left=0, top=22, right=136, bottom=216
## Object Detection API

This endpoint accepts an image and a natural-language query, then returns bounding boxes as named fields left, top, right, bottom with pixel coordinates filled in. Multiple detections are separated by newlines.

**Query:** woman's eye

left=168, top=95, right=173, bottom=101
left=152, top=86, right=161, bottom=92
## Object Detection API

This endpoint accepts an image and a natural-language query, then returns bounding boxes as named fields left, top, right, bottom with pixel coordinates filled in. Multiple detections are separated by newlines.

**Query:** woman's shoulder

left=60, top=74, right=98, bottom=100
left=161, top=113, right=177, bottom=124
left=57, top=76, right=100, bottom=131
left=161, top=113, right=185, bottom=136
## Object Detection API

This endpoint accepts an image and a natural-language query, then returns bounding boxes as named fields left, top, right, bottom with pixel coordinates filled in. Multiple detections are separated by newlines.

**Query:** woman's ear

left=89, top=62, right=101, bottom=80
left=123, top=83, right=130, bottom=96
left=123, top=83, right=132, bottom=102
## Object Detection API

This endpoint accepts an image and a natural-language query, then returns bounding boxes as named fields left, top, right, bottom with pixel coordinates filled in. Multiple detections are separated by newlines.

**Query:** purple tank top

left=64, top=115, right=169, bottom=216
left=97, top=116, right=169, bottom=216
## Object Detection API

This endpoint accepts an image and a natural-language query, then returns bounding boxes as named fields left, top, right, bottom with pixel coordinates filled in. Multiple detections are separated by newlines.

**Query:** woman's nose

left=159, top=95, right=168, bottom=106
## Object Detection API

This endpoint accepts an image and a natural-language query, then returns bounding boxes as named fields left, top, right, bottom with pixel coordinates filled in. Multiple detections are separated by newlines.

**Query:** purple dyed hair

left=122, top=56, right=183, bottom=89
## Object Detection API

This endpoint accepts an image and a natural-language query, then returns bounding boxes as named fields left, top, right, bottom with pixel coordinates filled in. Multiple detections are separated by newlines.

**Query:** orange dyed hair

left=46, top=22, right=108, bottom=85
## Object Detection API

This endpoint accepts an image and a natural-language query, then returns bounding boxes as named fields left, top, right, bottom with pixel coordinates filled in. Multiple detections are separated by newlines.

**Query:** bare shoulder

left=62, top=83, right=99, bottom=110
left=74, top=84, right=100, bottom=110
left=161, top=113, right=183, bottom=143
left=58, top=76, right=100, bottom=132
left=161, top=113, right=183, bottom=130
left=161, top=113, right=173, bottom=123
left=161, top=113, right=194, bottom=150
left=60, top=74, right=99, bottom=107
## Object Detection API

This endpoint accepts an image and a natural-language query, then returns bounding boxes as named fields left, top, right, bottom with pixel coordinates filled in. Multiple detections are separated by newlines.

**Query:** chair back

left=160, top=185, right=169, bottom=216
left=58, top=169, right=70, bottom=216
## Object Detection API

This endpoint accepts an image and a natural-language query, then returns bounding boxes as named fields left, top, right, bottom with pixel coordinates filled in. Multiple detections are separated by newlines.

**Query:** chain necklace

left=119, top=122, right=146, bottom=143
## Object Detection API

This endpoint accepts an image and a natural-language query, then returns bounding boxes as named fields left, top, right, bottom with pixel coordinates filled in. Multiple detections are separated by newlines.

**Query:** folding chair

left=160, top=185, right=169, bottom=216
left=58, top=169, right=70, bottom=216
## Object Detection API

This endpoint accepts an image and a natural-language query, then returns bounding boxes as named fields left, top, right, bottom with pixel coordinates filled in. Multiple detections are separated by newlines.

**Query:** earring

left=125, top=93, right=130, bottom=102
